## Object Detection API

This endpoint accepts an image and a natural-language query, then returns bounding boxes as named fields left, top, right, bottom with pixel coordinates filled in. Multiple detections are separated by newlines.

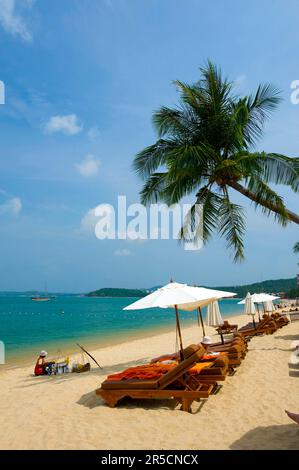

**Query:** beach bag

left=43, top=361, right=56, bottom=375
left=72, top=349, right=91, bottom=373
left=72, top=362, right=91, bottom=373
left=55, top=356, right=70, bottom=374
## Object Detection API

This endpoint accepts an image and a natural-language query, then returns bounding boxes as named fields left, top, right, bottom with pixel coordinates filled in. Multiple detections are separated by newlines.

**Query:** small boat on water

left=31, top=296, right=51, bottom=302
left=31, top=283, right=52, bottom=302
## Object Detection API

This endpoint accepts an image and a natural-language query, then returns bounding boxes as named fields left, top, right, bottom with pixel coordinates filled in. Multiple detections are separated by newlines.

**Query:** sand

left=0, top=312, right=299, bottom=450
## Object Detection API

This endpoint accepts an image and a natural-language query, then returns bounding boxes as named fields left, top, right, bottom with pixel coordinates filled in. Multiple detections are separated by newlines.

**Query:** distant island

left=85, top=288, right=148, bottom=298
left=85, top=277, right=297, bottom=298
left=213, top=277, right=297, bottom=298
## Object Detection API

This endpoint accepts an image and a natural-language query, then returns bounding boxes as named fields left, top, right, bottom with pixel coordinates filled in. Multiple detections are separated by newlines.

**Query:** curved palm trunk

left=228, top=181, right=299, bottom=225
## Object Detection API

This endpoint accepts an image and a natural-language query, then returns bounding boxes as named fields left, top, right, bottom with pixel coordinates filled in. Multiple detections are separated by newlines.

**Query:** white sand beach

left=0, top=313, right=299, bottom=450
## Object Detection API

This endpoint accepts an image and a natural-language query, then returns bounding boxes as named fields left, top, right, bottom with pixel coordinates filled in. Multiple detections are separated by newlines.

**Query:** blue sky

left=0, top=0, right=298, bottom=292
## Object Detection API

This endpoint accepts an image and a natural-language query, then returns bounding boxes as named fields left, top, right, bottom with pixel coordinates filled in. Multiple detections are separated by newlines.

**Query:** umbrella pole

left=175, top=305, right=184, bottom=361
left=252, top=315, right=256, bottom=329
left=219, top=330, right=224, bottom=344
left=198, top=307, right=206, bottom=337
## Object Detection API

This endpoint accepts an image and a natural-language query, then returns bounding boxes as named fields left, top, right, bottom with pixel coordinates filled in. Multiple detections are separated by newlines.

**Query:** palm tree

left=294, top=242, right=299, bottom=253
left=134, top=61, right=299, bottom=261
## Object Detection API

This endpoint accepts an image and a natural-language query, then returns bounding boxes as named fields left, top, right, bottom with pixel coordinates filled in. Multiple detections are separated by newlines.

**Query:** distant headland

left=85, top=277, right=297, bottom=299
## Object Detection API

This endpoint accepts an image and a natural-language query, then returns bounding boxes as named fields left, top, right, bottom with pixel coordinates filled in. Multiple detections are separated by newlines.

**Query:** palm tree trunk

left=228, top=181, right=299, bottom=224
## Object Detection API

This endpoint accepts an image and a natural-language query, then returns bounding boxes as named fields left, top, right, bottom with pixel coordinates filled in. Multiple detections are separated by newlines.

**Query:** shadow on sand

left=77, top=391, right=180, bottom=412
left=274, top=334, right=299, bottom=341
left=230, top=424, right=299, bottom=450
left=77, top=388, right=210, bottom=414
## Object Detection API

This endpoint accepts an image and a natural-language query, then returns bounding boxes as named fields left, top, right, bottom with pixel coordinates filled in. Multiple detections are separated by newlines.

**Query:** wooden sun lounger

left=208, top=332, right=249, bottom=349
left=151, top=339, right=245, bottom=369
left=203, top=336, right=247, bottom=367
left=195, top=355, right=229, bottom=382
left=216, top=320, right=238, bottom=335
left=271, top=313, right=289, bottom=326
left=238, top=316, right=278, bottom=337
left=213, top=351, right=244, bottom=366
left=209, top=340, right=247, bottom=354
left=96, top=345, right=216, bottom=413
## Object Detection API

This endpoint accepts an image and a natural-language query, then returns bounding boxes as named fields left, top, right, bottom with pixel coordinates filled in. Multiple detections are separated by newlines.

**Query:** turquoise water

left=0, top=296, right=243, bottom=365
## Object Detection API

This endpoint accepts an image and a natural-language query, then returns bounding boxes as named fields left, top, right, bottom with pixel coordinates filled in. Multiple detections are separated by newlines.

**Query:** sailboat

left=31, top=283, right=51, bottom=302
left=31, top=296, right=50, bottom=302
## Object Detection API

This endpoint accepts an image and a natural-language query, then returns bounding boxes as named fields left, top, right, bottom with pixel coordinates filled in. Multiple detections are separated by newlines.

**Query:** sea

left=0, top=295, right=243, bottom=366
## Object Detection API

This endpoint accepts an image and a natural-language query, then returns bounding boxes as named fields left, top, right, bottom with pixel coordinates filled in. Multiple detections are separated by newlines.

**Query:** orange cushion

left=106, top=359, right=214, bottom=382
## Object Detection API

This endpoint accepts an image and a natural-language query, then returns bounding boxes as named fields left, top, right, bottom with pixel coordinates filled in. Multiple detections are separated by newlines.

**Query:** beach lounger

left=208, top=335, right=248, bottom=354
left=151, top=338, right=245, bottom=368
left=207, top=346, right=245, bottom=367
left=198, top=341, right=245, bottom=367
left=216, top=320, right=238, bottom=335
left=209, top=342, right=247, bottom=356
left=271, top=312, right=290, bottom=326
left=195, top=355, right=229, bottom=381
left=96, top=345, right=217, bottom=412
left=238, top=316, right=278, bottom=337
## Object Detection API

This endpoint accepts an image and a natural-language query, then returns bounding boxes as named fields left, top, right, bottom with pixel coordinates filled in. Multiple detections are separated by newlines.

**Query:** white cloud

left=44, top=114, right=82, bottom=135
left=87, top=126, right=101, bottom=141
left=113, top=248, right=132, bottom=257
left=79, top=207, right=98, bottom=234
left=0, top=0, right=33, bottom=42
left=75, top=154, right=100, bottom=177
left=0, top=197, right=22, bottom=215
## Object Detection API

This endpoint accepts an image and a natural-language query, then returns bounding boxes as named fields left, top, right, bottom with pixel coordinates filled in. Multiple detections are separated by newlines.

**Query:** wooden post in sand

left=174, top=305, right=184, bottom=361
left=198, top=307, right=206, bottom=337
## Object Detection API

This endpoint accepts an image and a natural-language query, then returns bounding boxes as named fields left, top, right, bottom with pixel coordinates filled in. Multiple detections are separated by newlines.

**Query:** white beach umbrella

left=125, top=282, right=236, bottom=345
left=244, top=292, right=256, bottom=314
left=259, top=294, right=280, bottom=315
left=124, top=281, right=218, bottom=356
left=238, top=293, right=280, bottom=304
left=124, top=282, right=217, bottom=311
left=243, top=292, right=257, bottom=328
left=206, top=300, right=225, bottom=343
left=238, top=293, right=280, bottom=320
left=206, top=301, right=224, bottom=327
left=264, top=300, right=275, bottom=312
left=258, top=294, right=279, bottom=315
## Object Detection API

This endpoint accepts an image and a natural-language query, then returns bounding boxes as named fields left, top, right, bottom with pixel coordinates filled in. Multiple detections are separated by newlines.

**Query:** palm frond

left=152, top=106, right=197, bottom=139
left=180, top=186, right=223, bottom=243
left=161, top=175, right=201, bottom=205
left=293, top=242, right=299, bottom=254
left=218, top=196, right=245, bottom=262
left=133, top=139, right=175, bottom=179
left=199, top=60, right=233, bottom=107
left=244, top=84, right=282, bottom=145
left=139, top=172, right=168, bottom=205
left=233, top=151, right=263, bottom=177
left=246, top=176, right=289, bottom=225
left=256, top=153, right=299, bottom=192
left=165, top=142, right=218, bottom=175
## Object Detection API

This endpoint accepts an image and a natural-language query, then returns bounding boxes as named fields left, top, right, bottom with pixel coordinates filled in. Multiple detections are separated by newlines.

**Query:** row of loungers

left=238, top=312, right=289, bottom=336
left=95, top=313, right=289, bottom=413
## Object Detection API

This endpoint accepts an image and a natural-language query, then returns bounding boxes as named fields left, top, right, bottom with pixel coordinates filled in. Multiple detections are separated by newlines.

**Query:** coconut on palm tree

left=134, top=61, right=299, bottom=261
